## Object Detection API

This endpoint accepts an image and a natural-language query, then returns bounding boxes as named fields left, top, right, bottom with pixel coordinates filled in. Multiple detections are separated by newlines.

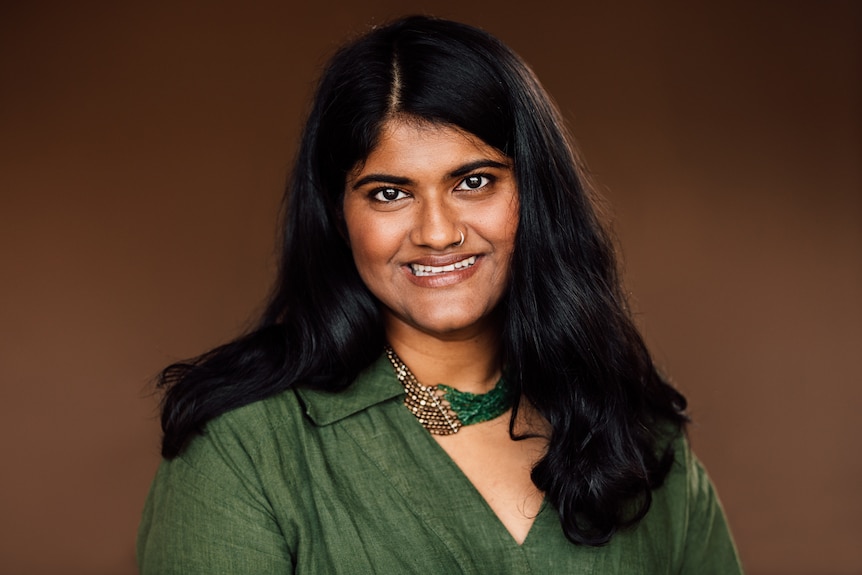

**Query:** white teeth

left=411, top=256, right=477, bottom=276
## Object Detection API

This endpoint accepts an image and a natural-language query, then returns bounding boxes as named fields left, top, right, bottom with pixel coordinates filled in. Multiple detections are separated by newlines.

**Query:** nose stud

left=456, top=230, right=465, bottom=247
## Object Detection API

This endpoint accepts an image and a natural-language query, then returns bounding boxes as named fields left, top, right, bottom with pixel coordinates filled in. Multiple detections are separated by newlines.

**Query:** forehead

left=350, top=118, right=510, bottom=180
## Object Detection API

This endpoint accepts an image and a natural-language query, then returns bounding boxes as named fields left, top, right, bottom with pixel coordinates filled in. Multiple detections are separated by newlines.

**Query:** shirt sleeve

left=678, top=447, right=745, bottom=575
left=136, top=428, right=294, bottom=574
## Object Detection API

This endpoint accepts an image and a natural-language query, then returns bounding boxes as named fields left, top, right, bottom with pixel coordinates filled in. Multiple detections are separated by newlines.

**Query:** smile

left=410, top=256, right=477, bottom=276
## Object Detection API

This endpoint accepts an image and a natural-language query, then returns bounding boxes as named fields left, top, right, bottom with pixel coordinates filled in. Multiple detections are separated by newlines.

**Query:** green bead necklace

left=384, top=346, right=515, bottom=435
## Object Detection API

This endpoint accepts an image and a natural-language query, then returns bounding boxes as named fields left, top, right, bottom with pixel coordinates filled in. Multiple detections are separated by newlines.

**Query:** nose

left=410, top=196, right=463, bottom=250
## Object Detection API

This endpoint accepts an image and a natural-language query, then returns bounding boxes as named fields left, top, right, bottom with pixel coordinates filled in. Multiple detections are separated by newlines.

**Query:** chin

left=398, top=307, right=501, bottom=340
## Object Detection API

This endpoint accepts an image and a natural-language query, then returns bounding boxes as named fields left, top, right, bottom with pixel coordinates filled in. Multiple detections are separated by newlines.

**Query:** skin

left=344, top=118, right=518, bottom=357
left=343, top=118, right=546, bottom=544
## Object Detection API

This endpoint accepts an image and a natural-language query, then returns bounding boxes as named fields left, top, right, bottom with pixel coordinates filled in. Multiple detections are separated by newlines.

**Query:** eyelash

left=370, top=173, right=495, bottom=203
left=455, top=174, right=493, bottom=191
left=371, top=187, right=410, bottom=203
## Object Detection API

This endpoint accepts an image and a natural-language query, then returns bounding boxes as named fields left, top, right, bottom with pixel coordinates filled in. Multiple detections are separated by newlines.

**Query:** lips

left=409, top=255, right=478, bottom=277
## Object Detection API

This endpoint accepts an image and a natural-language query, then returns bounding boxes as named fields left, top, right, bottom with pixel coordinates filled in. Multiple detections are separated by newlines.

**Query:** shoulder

left=187, top=388, right=308, bottom=460
left=646, top=430, right=744, bottom=574
left=648, top=429, right=718, bottom=533
left=137, top=390, right=305, bottom=573
left=146, top=389, right=310, bottom=516
left=141, top=387, right=316, bottom=540
left=658, top=430, right=728, bottom=528
left=175, top=352, right=402, bottom=478
left=138, top=354, right=403, bottom=574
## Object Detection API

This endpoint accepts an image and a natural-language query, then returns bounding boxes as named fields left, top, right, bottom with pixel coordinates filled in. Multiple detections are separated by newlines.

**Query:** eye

left=372, top=187, right=409, bottom=202
left=456, top=174, right=492, bottom=191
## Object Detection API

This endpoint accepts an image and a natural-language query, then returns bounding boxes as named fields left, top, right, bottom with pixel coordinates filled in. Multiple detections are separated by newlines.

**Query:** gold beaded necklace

left=384, top=346, right=515, bottom=435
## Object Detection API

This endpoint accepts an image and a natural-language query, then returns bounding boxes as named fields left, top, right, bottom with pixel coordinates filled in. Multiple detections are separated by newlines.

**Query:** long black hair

left=158, top=15, right=688, bottom=546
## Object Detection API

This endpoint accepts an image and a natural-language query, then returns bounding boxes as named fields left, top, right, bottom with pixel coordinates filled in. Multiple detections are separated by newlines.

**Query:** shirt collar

left=295, top=353, right=404, bottom=426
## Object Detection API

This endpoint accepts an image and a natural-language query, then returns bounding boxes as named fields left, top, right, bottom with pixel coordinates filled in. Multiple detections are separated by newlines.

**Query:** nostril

left=411, top=219, right=464, bottom=250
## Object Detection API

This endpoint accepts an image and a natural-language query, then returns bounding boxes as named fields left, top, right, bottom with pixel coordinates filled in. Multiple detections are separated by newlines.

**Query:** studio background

left=1, top=1, right=859, bottom=574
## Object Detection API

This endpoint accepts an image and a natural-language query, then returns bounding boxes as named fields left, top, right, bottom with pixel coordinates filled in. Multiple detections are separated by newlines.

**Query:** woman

left=138, top=15, right=743, bottom=574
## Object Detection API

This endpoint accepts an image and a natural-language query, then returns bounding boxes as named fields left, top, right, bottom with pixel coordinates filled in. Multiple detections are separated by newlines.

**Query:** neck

left=384, top=315, right=502, bottom=394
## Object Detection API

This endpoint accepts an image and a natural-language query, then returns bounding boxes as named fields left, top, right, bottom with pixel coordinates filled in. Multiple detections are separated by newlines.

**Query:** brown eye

left=372, top=188, right=408, bottom=202
left=457, top=175, right=491, bottom=190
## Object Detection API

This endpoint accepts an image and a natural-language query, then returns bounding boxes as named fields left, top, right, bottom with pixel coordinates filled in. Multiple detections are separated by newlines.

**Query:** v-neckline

left=344, top=395, right=547, bottom=551
left=424, top=424, right=547, bottom=547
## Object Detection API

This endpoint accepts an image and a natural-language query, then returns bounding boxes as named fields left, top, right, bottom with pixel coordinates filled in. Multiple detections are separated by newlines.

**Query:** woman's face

left=343, top=118, right=519, bottom=340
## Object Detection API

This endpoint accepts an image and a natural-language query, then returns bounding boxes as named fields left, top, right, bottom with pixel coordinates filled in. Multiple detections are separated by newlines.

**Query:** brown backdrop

left=1, top=1, right=859, bottom=574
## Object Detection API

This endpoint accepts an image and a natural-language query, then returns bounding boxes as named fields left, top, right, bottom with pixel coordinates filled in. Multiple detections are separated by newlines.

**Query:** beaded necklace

left=384, top=346, right=515, bottom=435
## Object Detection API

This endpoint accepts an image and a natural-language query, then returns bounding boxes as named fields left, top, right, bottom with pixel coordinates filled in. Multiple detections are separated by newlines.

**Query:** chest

left=432, top=415, right=546, bottom=544
left=263, top=399, right=680, bottom=574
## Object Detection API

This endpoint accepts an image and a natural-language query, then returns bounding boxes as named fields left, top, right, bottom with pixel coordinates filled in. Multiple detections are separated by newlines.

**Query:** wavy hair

left=158, top=15, right=688, bottom=546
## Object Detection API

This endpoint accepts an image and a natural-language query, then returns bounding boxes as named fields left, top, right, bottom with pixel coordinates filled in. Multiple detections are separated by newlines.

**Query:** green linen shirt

left=137, top=355, right=743, bottom=574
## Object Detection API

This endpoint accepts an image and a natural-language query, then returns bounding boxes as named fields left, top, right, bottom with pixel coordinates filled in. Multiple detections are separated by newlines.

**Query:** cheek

left=347, top=229, right=376, bottom=273
left=345, top=219, right=402, bottom=282
left=489, top=198, right=519, bottom=251
left=495, top=199, right=519, bottom=279
left=344, top=201, right=378, bottom=271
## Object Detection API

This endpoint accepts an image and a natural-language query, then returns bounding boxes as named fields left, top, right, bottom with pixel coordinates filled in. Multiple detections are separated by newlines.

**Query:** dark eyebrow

left=351, top=174, right=413, bottom=190
left=350, top=159, right=510, bottom=190
left=448, top=159, right=510, bottom=179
